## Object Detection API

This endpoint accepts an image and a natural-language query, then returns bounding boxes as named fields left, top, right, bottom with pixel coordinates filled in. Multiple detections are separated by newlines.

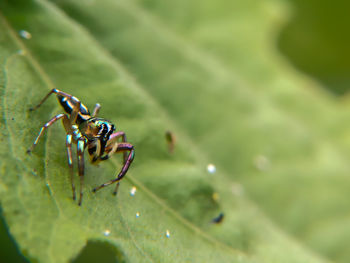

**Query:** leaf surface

left=0, top=0, right=345, bottom=262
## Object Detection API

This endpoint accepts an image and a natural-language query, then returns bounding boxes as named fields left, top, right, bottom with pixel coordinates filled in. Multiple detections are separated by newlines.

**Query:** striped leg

left=92, top=103, right=101, bottom=117
left=27, top=114, right=68, bottom=153
left=92, top=143, right=135, bottom=195
left=29, top=88, right=79, bottom=111
left=29, top=88, right=83, bottom=129
left=66, top=134, right=76, bottom=201
left=77, top=139, right=86, bottom=206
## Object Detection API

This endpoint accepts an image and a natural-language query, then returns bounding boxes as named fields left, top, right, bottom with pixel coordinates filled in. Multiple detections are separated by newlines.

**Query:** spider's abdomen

left=57, top=95, right=91, bottom=124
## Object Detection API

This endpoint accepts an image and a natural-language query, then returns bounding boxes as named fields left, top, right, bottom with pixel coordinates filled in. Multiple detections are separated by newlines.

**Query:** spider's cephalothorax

left=80, top=118, right=116, bottom=163
left=27, top=89, right=135, bottom=206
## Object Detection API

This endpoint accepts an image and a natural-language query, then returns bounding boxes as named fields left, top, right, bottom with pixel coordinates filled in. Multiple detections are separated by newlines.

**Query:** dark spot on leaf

left=165, top=130, right=175, bottom=153
left=71, top=240, right=126, bottom=263
left=211, top=212, right=224, bottom=224
left=12, top=209, right=21, bottom=216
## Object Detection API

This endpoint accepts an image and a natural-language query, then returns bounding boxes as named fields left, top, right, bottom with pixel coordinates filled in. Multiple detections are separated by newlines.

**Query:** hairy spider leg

left=92, top=143, right=134, bottom=195
left=58, top=112, right=78, bottom=202
left=77, top=139, right=86, bottom=206
left=89, top=132, right=128, bottom=193
left=92, top=103, right=101, bottom=117
left=27, top=113, right=69, bottom=153
left=113, top=143, right=134, bottom=195
left=29, top=89, right=87, bottom=204
left=94, top=132, right=127, bottom=194
left=66, top=96, right=87, bottom=206
left=66, top=134, right=76, bottom=201
left=27, top=113, right=79, bottom=202
left=29, top=89, right=80, bottom=112
left=94, top=131, right=129, bottom=194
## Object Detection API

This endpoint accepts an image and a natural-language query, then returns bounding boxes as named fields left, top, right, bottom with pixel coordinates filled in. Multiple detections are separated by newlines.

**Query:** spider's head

left=80, top=118, right=115, bottom=161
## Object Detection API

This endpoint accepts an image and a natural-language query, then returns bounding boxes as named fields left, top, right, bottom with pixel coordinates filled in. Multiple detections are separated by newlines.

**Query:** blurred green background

left=278, top=0, right=350, bottom=95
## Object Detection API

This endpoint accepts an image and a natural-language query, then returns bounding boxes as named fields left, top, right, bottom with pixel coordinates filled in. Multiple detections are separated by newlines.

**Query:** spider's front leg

left=104, top=131, right=128, bottom=163
left=92, top=142, right=135, bottom=195
left=29, top=88, right=80, bottom=112
left=92, top=103, right=101, bottom=117
left=27, top=113, right=78, bottom=203
left=77, top=139, right=86, bottom=206
left=66, top=134, right=76, bottom=201
left=27, top=113, right=69, bottom=153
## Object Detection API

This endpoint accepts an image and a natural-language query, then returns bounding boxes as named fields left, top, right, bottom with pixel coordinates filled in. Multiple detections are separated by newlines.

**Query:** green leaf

left=0, top=0, right=345, bottom=262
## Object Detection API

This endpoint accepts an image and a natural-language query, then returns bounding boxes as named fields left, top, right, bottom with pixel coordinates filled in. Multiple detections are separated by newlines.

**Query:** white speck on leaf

left=207, top=164, right=216, bottom=174
left=254, top=155, right=270, bottom=171
left=18, top=30, right=32, bottom=39
left=130, top=186, right=137, bottom=196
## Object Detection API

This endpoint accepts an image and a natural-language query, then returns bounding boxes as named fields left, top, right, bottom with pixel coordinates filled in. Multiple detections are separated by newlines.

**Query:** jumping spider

left=27, top=89, right=135, bottom=206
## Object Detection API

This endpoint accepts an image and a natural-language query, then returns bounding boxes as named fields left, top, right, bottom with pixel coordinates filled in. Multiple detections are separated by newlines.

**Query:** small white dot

left=165, top=230, right=170, bottom=238
left=130, top=186, right=137, bottom=196
left=18, top=30, right=32, bottom=39
left=254, top=155, right=270, bottom=171
left=136, top=212, right=140, bottom=218
left=103, top=229, right=111, bottom=236
left=207, top=164, right=216, bottom=174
